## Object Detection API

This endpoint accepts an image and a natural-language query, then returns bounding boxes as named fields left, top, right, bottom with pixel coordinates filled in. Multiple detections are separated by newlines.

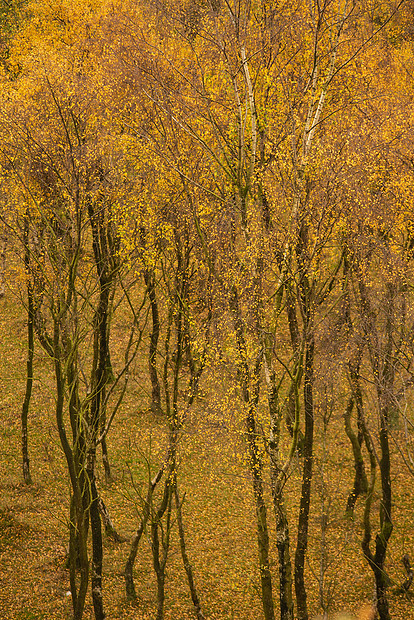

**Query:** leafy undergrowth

left=1, top=291, right=413, bottom=620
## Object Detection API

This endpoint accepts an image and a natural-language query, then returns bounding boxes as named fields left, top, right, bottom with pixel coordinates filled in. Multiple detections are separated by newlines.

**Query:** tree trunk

left=21, top=282, right=34, bottom=485
left=151, top=476, right=173, bottom=620
left=0, top=220, right=6, bottom=298
left=266, top=353, right=296, bottom=620
left=274, top=493, right=294, bottom=620
left=21, top=216, right=33, bottom=485
left=356, top=267, right=394, bottom=620
left=174, top=485, right=205, bottom=620
left=229, top=285, right=275, bottom=620
left=344, top=405, right=367, bottom=517
left=124, top=465, right=164, bottom=599
left=294, top=335, right=314, bottom=620
left=145, top=269, right=162, bottom=413
left=101, top=434, right=112, bottom=483
left=54, top=319, right=90, bottom=620
left=90, top=474, right=105, bottom=620
left=98, top=496, right=126, bottom=542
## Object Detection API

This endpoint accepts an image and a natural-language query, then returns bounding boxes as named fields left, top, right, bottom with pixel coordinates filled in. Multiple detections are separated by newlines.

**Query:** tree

left=0, top=5, right=137, bottom=615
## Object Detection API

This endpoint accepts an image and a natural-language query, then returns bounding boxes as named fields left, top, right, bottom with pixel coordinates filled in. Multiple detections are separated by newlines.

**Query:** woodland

left=1, top=1, right=414, bottom=620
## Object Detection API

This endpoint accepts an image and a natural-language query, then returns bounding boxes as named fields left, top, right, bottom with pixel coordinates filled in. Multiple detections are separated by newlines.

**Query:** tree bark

left=21, top=283, right=34, bottom=485
left=294, top=334, right=314, bottom=620
left=266, top=346, right=297, bottom=620
left=0, top=220, right=6, bottom=298
left=124, top=465, right=164, bottom=599
left=90, top=475, right=105, bottom=620
left=174, top=485, right=205, bottom=620
left=344, top=357, right=368, bottom=518
left=356, top=266, right=394, bottom=620
left=229, top=285, right=275, bottom=620
left=21, top=215, right=33, bottom=485
left=144, top=268, right=162, bottom=413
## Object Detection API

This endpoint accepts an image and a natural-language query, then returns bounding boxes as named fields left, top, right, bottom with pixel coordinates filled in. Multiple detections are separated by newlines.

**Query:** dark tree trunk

left=124, top=465, right=164, bottom=599
left=88, top=197, right=119, bottom=483
left=98, top=496, right=125, bottom=542
left=266, top=351, right=296, bottom=620
left=87, top=198, right=118, bottom=620
left=53, top=318, right=90, bottom=620
left=342, top=256, right=368, bottom=517
left=90, top=475, right=105, bottom=620
left=356, top=266, right=394, bottom=620
left=151, top=476, right=173, bottom=620
left=144, top=269, right=162, bottom=413
left=21, top=284, right=34, bottom=485
left=229, top=285, right=275, bottom=620
left=0, top=220, right=6, bottom=298
left=294, top=335, right=314, bottom=620
left=101, top=434, right=111, bottom=483
left=153, top=521, right=166, bottom=620
left=274, top=494, right=294, bottom=620
left=344, top=360, right=368, bottom=518
left=174, top=485, right=205, bottom=620
left=125, top=521, right=145, bottom=600
left=21, top=216, right=33, bottom=485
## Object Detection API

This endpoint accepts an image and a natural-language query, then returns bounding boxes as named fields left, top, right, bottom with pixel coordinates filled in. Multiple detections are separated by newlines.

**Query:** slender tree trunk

left=344, top=358, right=368, bottom=517
left=54, top=318, right=89, bottom=620
left=274, top=490, right=294, bottom=620
left=373, top=404, right=393, bottom=620
left=124, top=519, right=147, bottom=600
left=87, top=197, right=120, bottom=618
left=21, top=216, right=33, bottom=485
left=342, top=255, right=368, bottom=516
left=90, top=473, right=105, bottom=620
left=174, top=485, right=205, bottom=620
left=285, top=288, right=302, bottom=444
left=21, top=284, right=34, bottom=485
left=250, top=417, right=275, bottom=620
left=87, top=302, right=108, bottom=620
left=124, top=465, right=164, bottom=599
left=88, top=197, right=117, bottom=483
left=152, top=522, right=166, bottom=620
left=295, top=335, right=314, bottom=620
left=98, top=496, right=125, bottom=542
left=266, top=355, right=296, bottom=620
left=151, top=475, right=173, bottom=620
left=145, top=269, right=162, bottom=413
left=356, top=267, right=394, bottom=620
left=0, top=221, right=6, bottom=298
left=229, top=285, right=275, bottom=620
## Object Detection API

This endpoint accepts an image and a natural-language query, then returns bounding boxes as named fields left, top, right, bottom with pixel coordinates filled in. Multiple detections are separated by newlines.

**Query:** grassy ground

left=1, top=285, right=413, bottom=620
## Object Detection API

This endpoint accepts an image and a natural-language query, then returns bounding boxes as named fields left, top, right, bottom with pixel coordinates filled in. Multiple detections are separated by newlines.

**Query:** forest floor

left=1, top=286, right=414, bottom=620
